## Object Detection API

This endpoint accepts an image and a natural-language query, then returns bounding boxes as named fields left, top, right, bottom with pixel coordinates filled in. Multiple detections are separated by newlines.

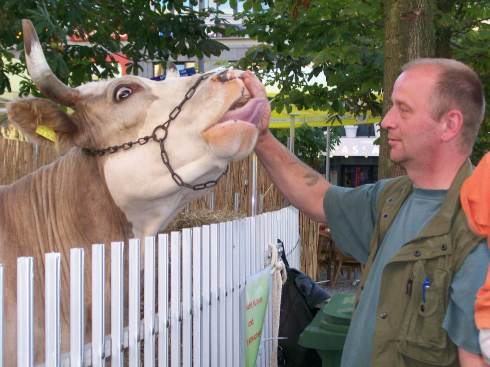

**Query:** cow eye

left=114, top=86, right=133, bottom=102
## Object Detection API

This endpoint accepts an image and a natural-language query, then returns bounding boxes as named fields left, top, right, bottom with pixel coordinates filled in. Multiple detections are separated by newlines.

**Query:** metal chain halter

left=82, top=71, right=228, bottom=191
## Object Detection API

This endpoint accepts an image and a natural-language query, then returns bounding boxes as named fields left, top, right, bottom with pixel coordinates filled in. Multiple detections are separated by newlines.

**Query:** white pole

left=287, top=113, right=298, bottom=153
left=324, top=127, right=331, bottom=181
left=233, top=192, right=240, bottom=212
left=251, top=154, right=258, bottom=216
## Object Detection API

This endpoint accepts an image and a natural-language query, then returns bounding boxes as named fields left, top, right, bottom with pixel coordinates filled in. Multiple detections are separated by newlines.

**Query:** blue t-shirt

left=324, top=180, right=489, bottom=367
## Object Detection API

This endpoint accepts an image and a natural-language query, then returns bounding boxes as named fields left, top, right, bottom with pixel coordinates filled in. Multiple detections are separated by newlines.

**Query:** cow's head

left=7, top=20, right=268, bottom=235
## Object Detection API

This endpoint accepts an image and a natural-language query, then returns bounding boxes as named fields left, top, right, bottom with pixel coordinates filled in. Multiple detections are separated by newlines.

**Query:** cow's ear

left=6, top=97, right=78, bottom=153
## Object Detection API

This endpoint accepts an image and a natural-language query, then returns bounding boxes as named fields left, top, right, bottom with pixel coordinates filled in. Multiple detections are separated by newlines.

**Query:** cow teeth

left=216, top=72, right=228, bottom=82
left=227, top=68, right=238, bottom=80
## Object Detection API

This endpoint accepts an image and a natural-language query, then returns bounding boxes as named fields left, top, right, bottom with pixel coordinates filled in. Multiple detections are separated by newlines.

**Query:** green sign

left=244, top=268, right=271, bottom=367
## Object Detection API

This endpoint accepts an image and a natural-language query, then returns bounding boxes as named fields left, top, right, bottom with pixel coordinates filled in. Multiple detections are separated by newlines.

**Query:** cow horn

left=22, top=19, right=80, bottom=107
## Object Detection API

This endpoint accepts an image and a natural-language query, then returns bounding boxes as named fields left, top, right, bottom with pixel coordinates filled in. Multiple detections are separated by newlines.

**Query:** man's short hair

left=402, top=58, right=485, bottom=151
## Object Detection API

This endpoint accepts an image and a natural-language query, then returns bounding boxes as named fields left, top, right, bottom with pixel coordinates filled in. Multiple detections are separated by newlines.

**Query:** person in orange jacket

left=461, top=152, right=490, bottom=363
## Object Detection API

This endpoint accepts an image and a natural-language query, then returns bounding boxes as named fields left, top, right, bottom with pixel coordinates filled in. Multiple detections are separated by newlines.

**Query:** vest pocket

left=398, top=265, right=456, bottom=365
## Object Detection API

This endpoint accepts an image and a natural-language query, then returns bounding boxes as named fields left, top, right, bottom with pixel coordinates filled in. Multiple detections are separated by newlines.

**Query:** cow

left=0, top=19, right=269, bottom=364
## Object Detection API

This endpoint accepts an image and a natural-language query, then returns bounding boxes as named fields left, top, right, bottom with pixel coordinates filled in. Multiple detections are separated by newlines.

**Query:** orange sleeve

left=461, top=152, right=490, bottom=329
left=475, top=269, right=490, bottom=328
left=460, top=153, right=490, bottom=240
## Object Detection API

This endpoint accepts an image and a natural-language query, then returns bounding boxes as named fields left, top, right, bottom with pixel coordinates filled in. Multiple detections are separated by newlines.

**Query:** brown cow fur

left=0, top=150, right=132, bottom=363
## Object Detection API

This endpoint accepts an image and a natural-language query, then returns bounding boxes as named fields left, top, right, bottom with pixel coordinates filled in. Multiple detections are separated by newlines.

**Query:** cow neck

left=1, top=149, right=133, bottom=256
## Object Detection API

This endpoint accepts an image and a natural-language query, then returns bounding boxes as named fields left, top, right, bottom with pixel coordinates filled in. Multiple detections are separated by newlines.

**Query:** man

left=241, top=58, right=489, bottom=366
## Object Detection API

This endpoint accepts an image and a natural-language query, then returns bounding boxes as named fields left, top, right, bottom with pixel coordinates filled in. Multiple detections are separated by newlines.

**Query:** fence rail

left=4, top=206, right=300, bottom=367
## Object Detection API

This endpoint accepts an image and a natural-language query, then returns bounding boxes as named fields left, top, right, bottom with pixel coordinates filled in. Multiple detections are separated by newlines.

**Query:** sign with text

left=244, top=268, right=271, bottom=367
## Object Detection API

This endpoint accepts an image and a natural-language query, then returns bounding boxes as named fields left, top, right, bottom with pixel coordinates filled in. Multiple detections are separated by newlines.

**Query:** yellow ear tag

left=35, top=125, right=57, bottom=142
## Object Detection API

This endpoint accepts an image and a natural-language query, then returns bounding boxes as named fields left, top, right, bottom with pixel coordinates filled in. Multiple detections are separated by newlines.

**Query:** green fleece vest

left=357, top=161, right=482, bottom=367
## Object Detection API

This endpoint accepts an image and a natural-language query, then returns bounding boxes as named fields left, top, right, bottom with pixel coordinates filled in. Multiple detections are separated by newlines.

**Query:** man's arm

left=241, top=71, right=330, bottom=223
left=255, top=131, right=329, bottom=222
left=459, top=347, right=488, bottom=366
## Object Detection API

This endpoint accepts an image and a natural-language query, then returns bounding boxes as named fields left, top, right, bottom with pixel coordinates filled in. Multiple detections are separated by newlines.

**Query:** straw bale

left=163, top=209, right=246, bottom=233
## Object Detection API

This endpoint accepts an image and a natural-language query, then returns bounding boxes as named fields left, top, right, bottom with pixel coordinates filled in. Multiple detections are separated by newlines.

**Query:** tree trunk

left=378, top=0, right=435, bottom=179
left=407, top=0, right=435, bottom=59
left=435, top=0, right=453, bottom=58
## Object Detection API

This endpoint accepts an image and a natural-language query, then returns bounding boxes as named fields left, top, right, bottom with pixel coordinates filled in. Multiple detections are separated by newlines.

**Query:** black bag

left=277, top=241, right=330, bottom=367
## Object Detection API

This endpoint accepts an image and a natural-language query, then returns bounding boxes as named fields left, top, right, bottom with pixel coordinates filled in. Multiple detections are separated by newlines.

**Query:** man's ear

left=440, top=109, right=464, bottom=142
left=6, top=97, right=78, bottom=153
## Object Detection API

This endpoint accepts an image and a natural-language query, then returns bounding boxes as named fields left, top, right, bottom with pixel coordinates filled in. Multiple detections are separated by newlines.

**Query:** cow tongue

left=219, top=98, right=268, bottom=126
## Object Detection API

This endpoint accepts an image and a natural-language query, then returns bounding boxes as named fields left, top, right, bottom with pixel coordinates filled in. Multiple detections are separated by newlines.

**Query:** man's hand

left=480, top=329, right=490, bottom=364
left=240, top=71, right=271, bottom=138
left=458, top=347, right=489, bottom=366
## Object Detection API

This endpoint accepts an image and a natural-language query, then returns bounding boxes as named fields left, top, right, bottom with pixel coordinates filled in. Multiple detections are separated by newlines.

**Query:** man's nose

left=381, top=107, right=395, bottom=129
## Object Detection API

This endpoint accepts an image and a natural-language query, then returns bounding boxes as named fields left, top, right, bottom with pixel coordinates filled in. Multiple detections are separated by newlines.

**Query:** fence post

left=232, top=219, right=241, bottom=365
left=225, top=221, right=234, bottom=367
left=128, top=239, right=141, bottom=367
left=170, top=232, right=182, bottom=367
left=92, top=244, right=105, bottom=367
left=251, top=154, right=258, bottom=216
left=192, top=227, right=202, bottom=366
left=218, top=223, right=227, bottom=367
left=17, top=257, right=33, bottom=367
left=182, top=229, right=193, bottom=367
left=201, top=226, right=211, bottom=367
left=111, top=242, right=124, bottom=367
left=70, top=248, right=85, bottom=366
left=158, top=234, right=169, bottom=366
left=45, top=253, right=61, bottom=367
left=0, top=265, right=3, bottom=367
left=144, top=237, right=156, bottom=367
left=209, top=224, right=219, bottom=366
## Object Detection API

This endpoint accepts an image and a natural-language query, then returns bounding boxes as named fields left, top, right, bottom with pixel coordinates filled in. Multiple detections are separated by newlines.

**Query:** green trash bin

left=298, top=292, right=356, bottom=367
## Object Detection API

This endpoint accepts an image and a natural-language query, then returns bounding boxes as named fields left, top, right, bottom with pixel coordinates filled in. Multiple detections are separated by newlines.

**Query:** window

left=356, top=124, right=376, bottom=137
left=337, top=124, right=376, bottom=137
left=341, top=165, right=377, bottom=187
left=200, top=0, right=244, bottom=14
left=153, top=61, right=196, bottom=78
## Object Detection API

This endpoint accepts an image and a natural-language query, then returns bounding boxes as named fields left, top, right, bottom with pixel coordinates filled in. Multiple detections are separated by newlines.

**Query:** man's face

left=381, top=66, right=444, bottom=168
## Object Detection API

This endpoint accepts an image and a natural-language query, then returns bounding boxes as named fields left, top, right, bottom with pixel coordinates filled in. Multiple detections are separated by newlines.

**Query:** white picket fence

left=3, top=206, right=300, bottom=366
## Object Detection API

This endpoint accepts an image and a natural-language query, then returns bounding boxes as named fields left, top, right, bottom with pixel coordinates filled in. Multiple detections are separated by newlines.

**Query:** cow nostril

left=217, top=70, right=229, bottom=82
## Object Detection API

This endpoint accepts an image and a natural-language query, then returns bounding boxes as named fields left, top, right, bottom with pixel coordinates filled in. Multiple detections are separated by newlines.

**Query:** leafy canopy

left=234, top=0, right=384, bottom=119
left=234, top=0, right=490, bottom=163
left=0, top=0, right=229, bottom=96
